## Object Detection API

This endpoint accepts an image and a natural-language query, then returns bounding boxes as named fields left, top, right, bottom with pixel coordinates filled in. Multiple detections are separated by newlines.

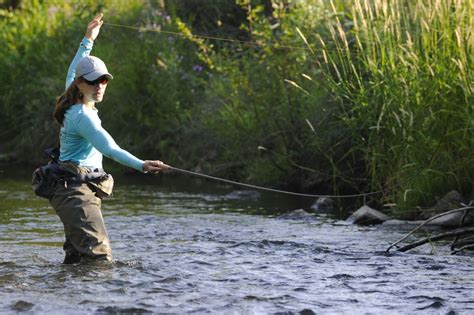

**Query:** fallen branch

left=451, top=235, right=474, bottom=249
left=386, top=206, right=474, bottom=252
left=396, top=227, right=474, bottom=252
left=451, top=244, right=474, bottom=255
left=450, top=209, right=472, bottom=249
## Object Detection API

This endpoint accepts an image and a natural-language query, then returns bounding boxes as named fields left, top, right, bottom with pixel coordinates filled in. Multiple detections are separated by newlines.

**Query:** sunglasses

left=83, top=76, right=109, bottom=86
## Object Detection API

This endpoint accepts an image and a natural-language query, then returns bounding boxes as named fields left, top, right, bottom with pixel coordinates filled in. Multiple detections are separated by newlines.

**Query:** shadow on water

left=1, top=167, right=473, bottom=314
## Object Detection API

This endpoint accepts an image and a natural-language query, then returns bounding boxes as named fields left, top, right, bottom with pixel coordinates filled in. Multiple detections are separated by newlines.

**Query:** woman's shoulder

left=66, top=104, right=96, bottom=116
left=64, top=104, right=95, bottom=123
left=66, top=103, right=83, bottom=112
left=67, top=104, right=101, bottom=128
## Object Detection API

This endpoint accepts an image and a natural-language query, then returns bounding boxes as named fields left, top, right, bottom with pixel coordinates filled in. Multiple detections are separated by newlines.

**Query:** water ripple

left=1, top=179, right=473, bottom=314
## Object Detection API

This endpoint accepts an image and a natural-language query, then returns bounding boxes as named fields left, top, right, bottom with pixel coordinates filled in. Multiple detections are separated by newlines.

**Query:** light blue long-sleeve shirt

left=59, top=38, right=145, bottom=172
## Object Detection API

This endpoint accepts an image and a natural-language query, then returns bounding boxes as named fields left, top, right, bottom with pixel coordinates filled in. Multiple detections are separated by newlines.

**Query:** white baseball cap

left=75, top=55, right=113, bottom=81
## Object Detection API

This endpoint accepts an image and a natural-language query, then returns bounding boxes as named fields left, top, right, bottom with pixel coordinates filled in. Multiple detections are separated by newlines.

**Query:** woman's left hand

left=85, top=13, right=104, bottom=42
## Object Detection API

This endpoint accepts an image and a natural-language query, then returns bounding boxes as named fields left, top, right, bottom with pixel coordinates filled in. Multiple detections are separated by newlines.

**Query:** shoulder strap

left=45, top=147, right=60, bottom=163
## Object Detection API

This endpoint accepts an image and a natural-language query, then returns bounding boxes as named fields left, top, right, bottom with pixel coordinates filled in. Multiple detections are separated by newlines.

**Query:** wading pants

left=50, top=181, right=112, bottom=263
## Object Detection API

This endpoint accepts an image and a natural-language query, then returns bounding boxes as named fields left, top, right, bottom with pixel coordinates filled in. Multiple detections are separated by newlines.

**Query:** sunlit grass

left=316, top=0, right=473, bottom=213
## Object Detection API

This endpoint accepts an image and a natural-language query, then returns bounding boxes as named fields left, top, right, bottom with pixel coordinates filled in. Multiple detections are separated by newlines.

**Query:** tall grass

left=316, top=0, right=473, bottom=214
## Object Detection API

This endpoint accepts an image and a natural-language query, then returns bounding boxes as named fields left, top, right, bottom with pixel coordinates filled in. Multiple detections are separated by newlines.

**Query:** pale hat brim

left=82, top=71, right=114, bottom=81
left=75, top=56, right=114, bottom=81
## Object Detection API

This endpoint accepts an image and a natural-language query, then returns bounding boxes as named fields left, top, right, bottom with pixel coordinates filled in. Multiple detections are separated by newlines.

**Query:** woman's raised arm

left=64, top=13, right=104, bottom=90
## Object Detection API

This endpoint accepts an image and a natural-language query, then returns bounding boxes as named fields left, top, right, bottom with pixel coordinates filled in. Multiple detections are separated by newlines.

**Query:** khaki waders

left=49, top=162, right=113, bottom=264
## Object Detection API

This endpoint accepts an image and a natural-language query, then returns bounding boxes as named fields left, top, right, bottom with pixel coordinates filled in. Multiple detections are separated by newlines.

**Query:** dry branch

left=396, top=228, right=474, bottom=252
left=386, top=206, right=474, bottom=252
left=452, top=244, right=474, bottom=255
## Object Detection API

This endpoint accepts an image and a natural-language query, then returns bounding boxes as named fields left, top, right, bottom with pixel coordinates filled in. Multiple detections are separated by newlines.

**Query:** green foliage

left=191, top=0, right=337, bottom=189
left=316, top=0, right=474, bottom=212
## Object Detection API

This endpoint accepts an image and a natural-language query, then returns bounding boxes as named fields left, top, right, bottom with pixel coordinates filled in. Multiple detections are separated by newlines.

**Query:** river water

left=1, top=172, right=473, bottom=314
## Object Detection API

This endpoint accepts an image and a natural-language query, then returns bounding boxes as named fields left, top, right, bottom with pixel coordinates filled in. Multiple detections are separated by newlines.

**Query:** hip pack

left=59, top=161, right=114, bottom=198
left=32, top=162, right=71, bottom=199
left=32, top=148, right=113, bottom=199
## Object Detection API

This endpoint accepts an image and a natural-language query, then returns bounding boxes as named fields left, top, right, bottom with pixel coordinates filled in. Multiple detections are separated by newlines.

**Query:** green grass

left=314, top=0, right=473, bottom=213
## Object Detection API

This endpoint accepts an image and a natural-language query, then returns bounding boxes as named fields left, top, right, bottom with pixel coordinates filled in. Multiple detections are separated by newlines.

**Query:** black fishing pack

left=32, top=147, right=113, bottom=199
left=32, top=148, right=74, bottom=199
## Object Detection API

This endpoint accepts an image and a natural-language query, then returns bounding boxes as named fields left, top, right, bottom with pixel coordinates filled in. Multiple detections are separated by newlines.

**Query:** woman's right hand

left=143, top=160, right=170, bottom=174
left=85, top=13, right=104, bottom=42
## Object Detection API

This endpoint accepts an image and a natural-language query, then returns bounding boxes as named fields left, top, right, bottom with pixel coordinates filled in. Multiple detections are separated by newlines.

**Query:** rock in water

left=346, top=205, right=390, bottom=225
left=12, top=301, right=34, bottom=311
left=419, top=190, right=473, bottom=227
left=276, top=209, right=317, bottom=221
left=309, top=197, right=337, bottom=213
left=225, top=190, right=260, bottom=200
left=426, top=210, right=473, bottom=228
left=383, top=219, right=424, bottom=226
left=96, top=306, right=151, bottom=314
left=420, top=190, right=466, bottom=220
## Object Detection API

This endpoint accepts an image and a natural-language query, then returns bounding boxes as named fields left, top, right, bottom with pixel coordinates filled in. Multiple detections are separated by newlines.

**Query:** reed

left=317, top=0, right=473, bottom=212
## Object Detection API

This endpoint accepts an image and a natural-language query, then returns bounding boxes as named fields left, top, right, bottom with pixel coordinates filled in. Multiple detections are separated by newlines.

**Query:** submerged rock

left=225, top=190, right=261, bottom=200
left=95, top=306, right=151, bottom=314
left=383, top=219, right=424, bottom=226
left=276, top=209, right=317, bottom=221
left=309, top=197, right=337, bottom=213
left=12, top=300, right=34, bottom=311
left=346, top=205, right=390, bottom=225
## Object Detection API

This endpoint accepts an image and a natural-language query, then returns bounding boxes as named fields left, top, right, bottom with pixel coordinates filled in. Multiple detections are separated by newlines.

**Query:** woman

left=51, top=13, right=168, bottom=264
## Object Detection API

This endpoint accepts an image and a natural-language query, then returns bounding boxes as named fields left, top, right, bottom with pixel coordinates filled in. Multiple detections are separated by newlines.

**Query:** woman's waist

left=59, top=150, right=103, bottom=172
left=57, top=161, right=114, bottom=198
left=59, top=160, right=105, bottom=175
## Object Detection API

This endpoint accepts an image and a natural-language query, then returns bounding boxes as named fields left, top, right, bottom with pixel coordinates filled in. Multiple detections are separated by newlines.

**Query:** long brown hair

left=53, top=79, right=83, bottom=125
